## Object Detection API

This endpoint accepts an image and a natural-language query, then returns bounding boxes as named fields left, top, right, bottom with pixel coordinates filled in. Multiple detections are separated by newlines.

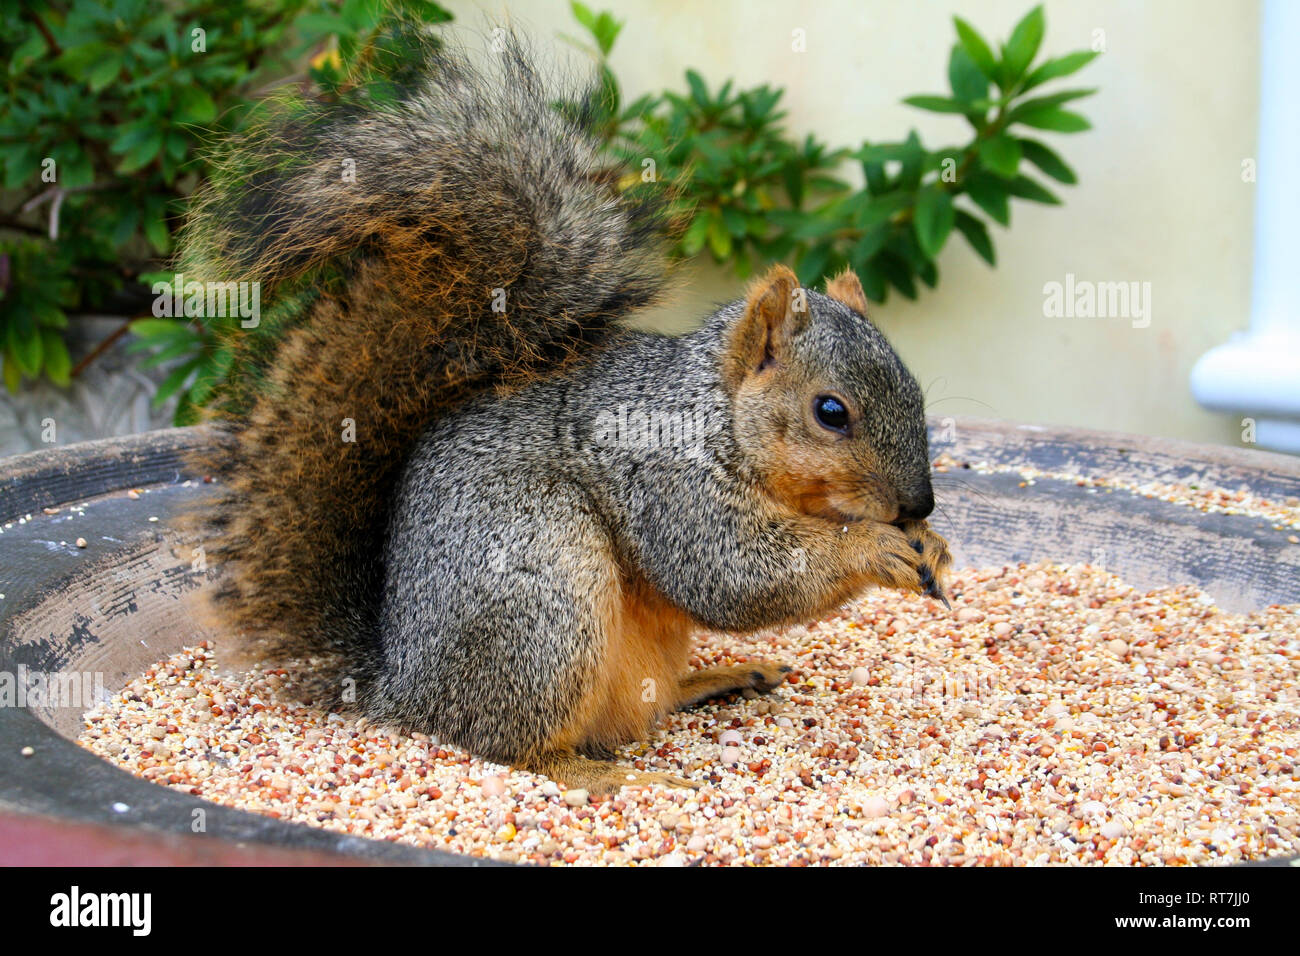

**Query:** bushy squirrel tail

left=180, top=28, right=666, bottom=682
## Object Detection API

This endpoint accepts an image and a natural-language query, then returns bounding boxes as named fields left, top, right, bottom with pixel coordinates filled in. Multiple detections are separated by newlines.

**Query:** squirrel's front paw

left=898, top=520, right=953, bottom=607
left=857, top=521, right=952, bottom=605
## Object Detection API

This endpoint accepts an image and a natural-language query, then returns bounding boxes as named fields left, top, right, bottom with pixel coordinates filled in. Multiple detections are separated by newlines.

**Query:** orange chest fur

left=560, top=572, right=697, bottom=753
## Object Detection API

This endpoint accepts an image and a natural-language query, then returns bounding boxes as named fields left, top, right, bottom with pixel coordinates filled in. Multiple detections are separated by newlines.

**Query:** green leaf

left=685, top=70, right=710, bottom=108
left=55, top=42, right=110, bottom=74
left=851, top=222, right=891, bottom=266
left=7, top=322, right=43, bottom=377
left=913, top=188, right=955, bottom=259
left=154, top=358, right=201, bottom=408
left=165, top=131, right=190, bottom=161
left=782, top=158, right=805, bottom=207
left=110, top=123, right=154, bottom=156
left=3, top=146, right=41, bottom=189
left=141, top=339, right=201, bottom=368
left=591, top=11, right=623, bottom=56
left=570, top=1, right=598, bottom=33
left=878, top=252, right=917, bottom=299
left=1019, top=138, right=1077, bottom=183
left=954, top=210, right=995, bottom=265
left=87, top=53, right=123, bottom=93
left=953, top=17, right=999, bottom=81
left=2, top=352, right=20, bottom=393
left=340, top=0, right=385, bottom=33
left=948, top=46, right=989, bottom=106
left=116, top=128, right=165, bottom=173
left=681, top=213, right=711, bottom=256
left=59, top=152, right=95, bottom=189
left=856, top=191, right=912, bottom=226
left=189, top=355, right=223, bottom=406
left=858, top=260, right=887, bottom=303
left=795, top=246, right=828, bottom=286
left=1002, top=5, right=1045, bottom=84
left=8, top=30, right=48, bottom=75
left=862, top=159, right=886, bottom=194
left=1022, top=50, right=1100, bottom=92
left=902, top=95, right=968, bottom=114
left=144, top=209, right=172, bottom=253
left=707, top=217, right=732, bottom=259
left=1014, top=108, right=1091, bottom=132
left=32, top=300, right=67, bottom=329
left=721, top=205, right=748, bottom=238
left=964, top=173, right=1010, bottom=225
left=1006, top=174, right=1061, bottom=204
left=856, top=142, right=917, bottom=163
left=176, top=86, right=217, bottom=125
left=41, top=330, right=72, bottom=386
left=1008, top=88, right=1096, bottom=117
left=130, top=318, right=194, bottom=341
left=898, top=131, right=924, bottom=190
left=977, top=133, right=1022, bottom=179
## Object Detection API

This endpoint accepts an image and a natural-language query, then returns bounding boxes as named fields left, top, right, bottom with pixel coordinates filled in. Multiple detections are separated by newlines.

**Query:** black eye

left=813, top=394, right=850, bottom=433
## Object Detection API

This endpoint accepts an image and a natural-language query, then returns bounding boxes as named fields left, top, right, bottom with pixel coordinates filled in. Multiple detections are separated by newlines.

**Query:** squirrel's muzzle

left=896, top=484, right=935, bottom=522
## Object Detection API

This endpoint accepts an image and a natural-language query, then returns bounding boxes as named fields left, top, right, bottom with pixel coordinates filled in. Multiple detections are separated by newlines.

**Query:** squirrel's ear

left=723, top=264, right=808, bottom=390
left=825, top=269, right=870, bottom=317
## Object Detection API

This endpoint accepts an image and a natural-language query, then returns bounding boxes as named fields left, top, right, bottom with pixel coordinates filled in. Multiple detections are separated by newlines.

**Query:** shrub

left=0, top=2, right=1095, bottom=423
left=587, top=3, right=1098, bottom=296
left=0, top=0, right=451, bottom=404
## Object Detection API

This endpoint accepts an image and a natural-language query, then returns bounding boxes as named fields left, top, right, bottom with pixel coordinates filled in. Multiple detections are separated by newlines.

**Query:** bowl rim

left=1, top=420, right=1296, bottom=867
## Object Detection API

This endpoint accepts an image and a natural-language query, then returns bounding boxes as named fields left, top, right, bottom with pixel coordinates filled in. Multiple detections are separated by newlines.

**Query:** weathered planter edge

left=1, top=420, right=1295, bottom=866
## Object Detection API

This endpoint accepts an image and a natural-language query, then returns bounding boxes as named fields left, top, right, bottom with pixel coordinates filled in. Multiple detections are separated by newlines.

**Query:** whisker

left=925, top=395, right=1000, bottom=414
left=932, top=477, right=994, bottom=506
left=933, top=475, right=992, bottom=495
left=922, top=376, right=948, bottom=400
left=932, top=498, right=957, bottom=526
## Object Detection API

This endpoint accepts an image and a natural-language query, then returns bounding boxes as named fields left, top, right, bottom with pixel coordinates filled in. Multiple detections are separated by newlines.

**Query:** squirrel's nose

left=897, top=487, right=934, bottom=522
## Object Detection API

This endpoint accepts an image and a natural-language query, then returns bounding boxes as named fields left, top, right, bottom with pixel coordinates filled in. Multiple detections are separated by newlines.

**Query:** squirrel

left=181, top=28, right=952, bottom=795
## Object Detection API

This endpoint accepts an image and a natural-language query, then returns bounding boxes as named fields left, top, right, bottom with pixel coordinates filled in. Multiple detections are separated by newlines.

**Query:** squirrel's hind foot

left=521, top=752, right=699, bottom=796
left=674, top=662, right=792, bottom=710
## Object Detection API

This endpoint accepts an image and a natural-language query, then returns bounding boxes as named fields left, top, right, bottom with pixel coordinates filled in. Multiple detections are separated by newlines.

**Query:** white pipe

left=1190, top=0, right=1300, bottom=454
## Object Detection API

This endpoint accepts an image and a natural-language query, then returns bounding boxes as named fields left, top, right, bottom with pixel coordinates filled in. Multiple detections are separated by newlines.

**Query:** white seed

left=1100, top=820, right=1127, bottom=840
left=861, top=796, right=889, bottom=818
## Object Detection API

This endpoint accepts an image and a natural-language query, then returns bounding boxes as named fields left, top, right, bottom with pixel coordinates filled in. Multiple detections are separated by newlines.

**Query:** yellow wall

left=443, top=0, right=1261, bottom=447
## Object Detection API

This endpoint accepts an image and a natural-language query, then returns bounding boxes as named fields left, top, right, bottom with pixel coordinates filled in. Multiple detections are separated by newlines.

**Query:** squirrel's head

left=722, top=264, right=934, bottom=526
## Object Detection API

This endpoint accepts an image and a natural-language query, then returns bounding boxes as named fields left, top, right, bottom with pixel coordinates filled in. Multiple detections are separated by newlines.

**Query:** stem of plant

left=70, top=316, right=141, bottom=379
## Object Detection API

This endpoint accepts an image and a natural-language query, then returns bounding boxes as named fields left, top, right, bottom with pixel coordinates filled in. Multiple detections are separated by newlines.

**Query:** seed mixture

left=78, top=561, right=1299, bottom=866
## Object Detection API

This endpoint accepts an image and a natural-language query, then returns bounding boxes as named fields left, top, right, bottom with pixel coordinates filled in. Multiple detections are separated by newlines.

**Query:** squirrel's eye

left=813, top=394, right=850, bottom=433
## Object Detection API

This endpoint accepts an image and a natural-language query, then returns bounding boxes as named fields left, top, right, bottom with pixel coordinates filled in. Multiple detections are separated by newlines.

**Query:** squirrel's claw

left=928, top=585, right=952, bottom=610
left=907, top=527, right=952, bottom=611
left=919, top=565, right=950, bottom=608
